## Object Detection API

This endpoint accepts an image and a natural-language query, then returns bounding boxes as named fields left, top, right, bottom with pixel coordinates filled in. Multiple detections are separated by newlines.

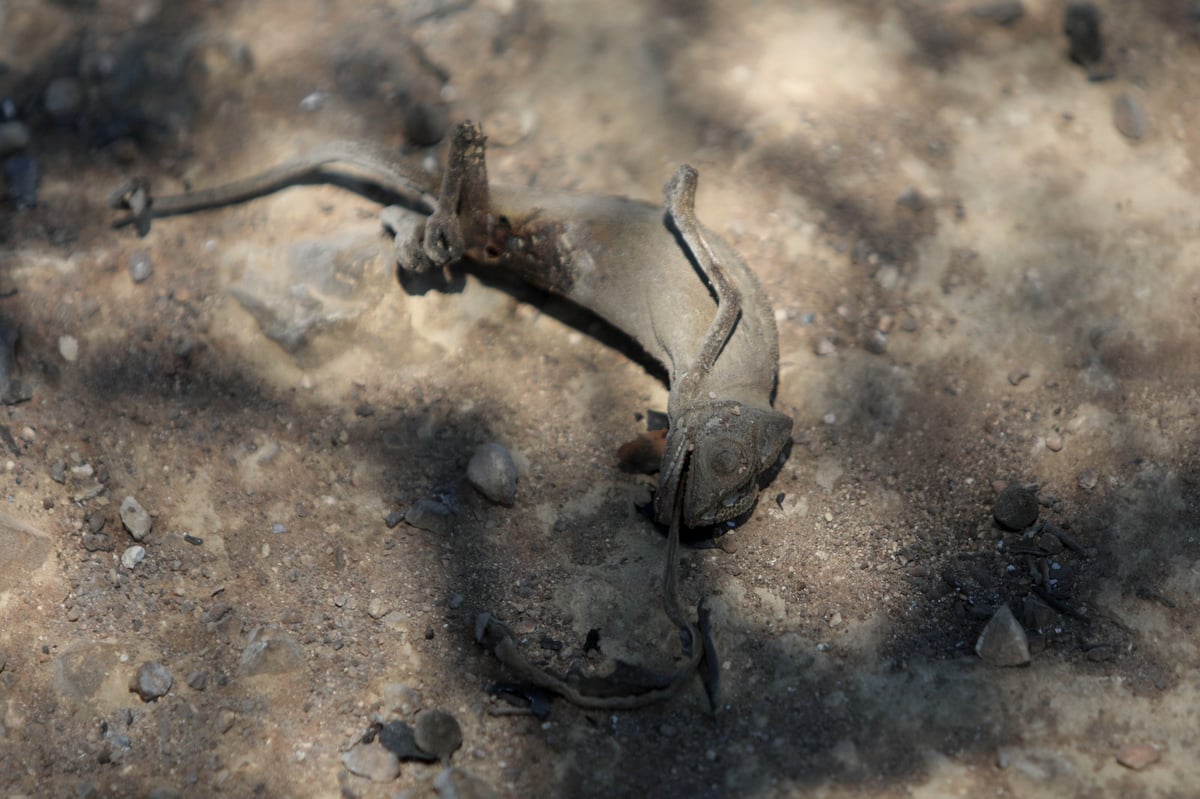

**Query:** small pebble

left=1045, top=433, right=1064, bottom=452
left=120, top=495, right=153, bottom=540
left=367, top=597, right=388, bottom=619
left=1077, top=469, right=1099, bottom=490
left=1113, top=92, right=1147, bottom=141
left=49, top=460, right=67, bottom=483
left=975, top=605, right=1030, bottom=666
left=993, top=484, right=1039, bottom=531
left=384, top=509, right=405, bottom=528
left=129, top=250, right=154, bottom=283
left=130, top=662, right=173, bottom=701
left=58, top=335, right=79, bottom=363
left=865, top=331, right=887, bottom=354
left=186, top=670, right=207, bottom=691
left=121, top=545, right=146, bottom=569
left=814, top=338, right=836, bottom=357
left=299, top=91, right=328, bottom=112
left=341, top=743, right=402, bottom=782
left=414, top=709, right=463, bottom=761
left=466, top=443, right=518, bottom=506
left=1116, top=743, right=1161, bottom=770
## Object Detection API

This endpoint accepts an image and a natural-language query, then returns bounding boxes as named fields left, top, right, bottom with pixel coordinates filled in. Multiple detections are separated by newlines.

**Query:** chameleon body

left=112, top=122, right=794, bottom=710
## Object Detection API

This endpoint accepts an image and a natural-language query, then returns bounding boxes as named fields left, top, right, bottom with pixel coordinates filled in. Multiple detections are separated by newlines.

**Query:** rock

left=223, top=233, right=390, bottom=353
left=433, top=767, right=500, bottom=799
left=1113, top=93, right=1147, bottom=141
left=378, top=720, right=437, bottom=762
left=341, top=742, right=402, bottom=782
left=405, top=498, right=453, bottom=535
left=413, top=709, right=463, bottom=761
left=238, top=625, right=305, bottom=676
left=120, top=545, right=146, bottom=570
left=130, top=662, right=172, bottom=701
left=129, top=250, right=154, bottom=283
left=120, top=496, right=152, bottom=540
left=49, top=460, right=67, bottom=483
left=185, top=670, right=207, bottom=691
left=994, top=484, right=1038, bottom=531
left=976, top=605, right=1031, bottom=666
left=466, top=443, right=518, bottom=506
left=1077, top=469, right=1098, bottom=490
left=1116, top=743, right=1161, bottom=770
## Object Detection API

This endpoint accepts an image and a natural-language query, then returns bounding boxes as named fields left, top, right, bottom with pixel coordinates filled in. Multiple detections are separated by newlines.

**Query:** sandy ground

left=1, top=0, right=1199, bottom=796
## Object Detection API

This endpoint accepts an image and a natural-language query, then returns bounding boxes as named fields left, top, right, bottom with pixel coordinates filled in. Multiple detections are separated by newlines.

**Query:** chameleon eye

left=709, top=446, right=741, bottom=476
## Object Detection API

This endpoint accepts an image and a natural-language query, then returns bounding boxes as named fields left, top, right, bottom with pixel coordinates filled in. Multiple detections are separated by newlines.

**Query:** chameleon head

left=656, top=402, right=793, bottom=529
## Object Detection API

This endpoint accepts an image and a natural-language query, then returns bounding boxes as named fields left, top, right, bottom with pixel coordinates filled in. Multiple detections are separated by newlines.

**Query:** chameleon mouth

left=690, top=484, right=757, bottom=527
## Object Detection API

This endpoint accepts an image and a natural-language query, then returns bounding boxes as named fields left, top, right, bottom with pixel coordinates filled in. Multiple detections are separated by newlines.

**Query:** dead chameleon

left=111, top=121, right=794, bottom=712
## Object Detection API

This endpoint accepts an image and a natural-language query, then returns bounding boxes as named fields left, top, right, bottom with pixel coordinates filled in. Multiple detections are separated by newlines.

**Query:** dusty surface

left=1, top=1, right=1199, bottom=797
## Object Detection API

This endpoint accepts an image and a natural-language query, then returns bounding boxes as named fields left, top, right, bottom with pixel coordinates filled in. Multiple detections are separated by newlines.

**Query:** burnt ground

left=1, top=1, right=1200, bottom=797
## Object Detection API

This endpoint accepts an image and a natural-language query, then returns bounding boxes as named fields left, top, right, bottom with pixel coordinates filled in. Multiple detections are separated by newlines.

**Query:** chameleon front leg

left=656, top=166, right=745, bottom=522
left=662, top=165, right=743, bottom=402
left=394, top=122, right=491, bottom=274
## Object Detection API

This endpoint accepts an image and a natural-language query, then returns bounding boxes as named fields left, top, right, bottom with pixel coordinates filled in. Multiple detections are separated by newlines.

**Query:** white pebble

left=121, top=545, right=146, bottom=569
left=58, top=335, right=79, bottom=363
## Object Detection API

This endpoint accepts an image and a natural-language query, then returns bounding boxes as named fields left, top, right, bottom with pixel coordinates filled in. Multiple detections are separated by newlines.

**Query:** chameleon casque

left=112, top=121, right=794, bottom=708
